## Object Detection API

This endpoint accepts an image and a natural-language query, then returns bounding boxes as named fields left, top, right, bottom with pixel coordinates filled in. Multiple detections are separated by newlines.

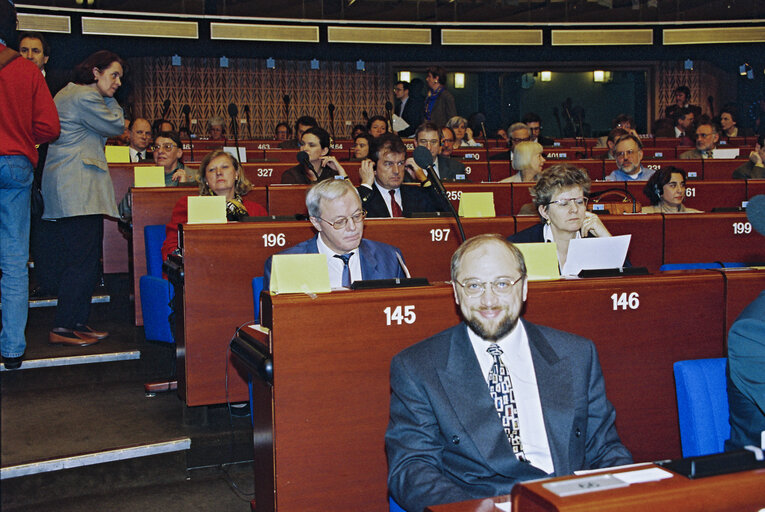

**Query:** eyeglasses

left=151, top=143, right=178, bottom=152
left=615, top=149, right=639, bottom=159
left=441, top=138, right=454, bottom=144
left=511, top=137, right=531, bottom=144
left=548, top=197, right=588, bottom=208
left=696, top=132, right=714, bottom=138
left=453, top=276, right=525, bottom=297
left=417, top=139, right=439, bottom=147
left=316, top=210, right=366, bottom=230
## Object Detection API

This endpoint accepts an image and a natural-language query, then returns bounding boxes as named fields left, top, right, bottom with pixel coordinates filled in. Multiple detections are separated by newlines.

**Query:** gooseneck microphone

left=243, top=105, right=252, bottom=139
left=297, top=151, right=318, bottom=180
left=161, top=99, right=171, bottom=120
left=181, top=104, right=194, bottom=161
left=385, top=101, right=393, bottom=132
left=228, top=103, right=241, bottom=163
left=327, top=103, right=336, bottom=142
left=413, top=146, right=466, bottom=242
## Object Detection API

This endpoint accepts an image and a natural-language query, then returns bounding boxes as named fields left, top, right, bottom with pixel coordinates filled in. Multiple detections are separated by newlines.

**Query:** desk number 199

left=611, top=292, right=639, bottom=310
left=384, top=305, right=416, bottom=325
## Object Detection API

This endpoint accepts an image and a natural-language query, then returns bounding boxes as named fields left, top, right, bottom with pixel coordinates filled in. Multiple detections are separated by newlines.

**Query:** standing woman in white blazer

left=42, top=50, right=125, bottom=347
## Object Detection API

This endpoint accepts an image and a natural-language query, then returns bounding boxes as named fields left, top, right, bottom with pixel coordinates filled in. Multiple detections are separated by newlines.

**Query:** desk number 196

left=611, top=292, right=639, bottom=310
left=384, top=305, right=416, bottom=326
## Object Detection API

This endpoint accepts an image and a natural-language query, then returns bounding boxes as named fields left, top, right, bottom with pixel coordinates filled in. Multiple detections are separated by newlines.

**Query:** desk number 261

left=384, top=305, right=416, bottom=325
left=611, top=292, right=639, bottom=311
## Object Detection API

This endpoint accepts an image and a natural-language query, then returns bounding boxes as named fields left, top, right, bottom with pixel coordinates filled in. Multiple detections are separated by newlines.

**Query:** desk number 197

left=611, top=292, right=639, bottom=310
left=384, top=305, right=416, bottom=326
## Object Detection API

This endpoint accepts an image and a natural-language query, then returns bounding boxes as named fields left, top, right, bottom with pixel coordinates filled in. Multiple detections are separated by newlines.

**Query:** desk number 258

left=384, top=305, right=416, bottom=325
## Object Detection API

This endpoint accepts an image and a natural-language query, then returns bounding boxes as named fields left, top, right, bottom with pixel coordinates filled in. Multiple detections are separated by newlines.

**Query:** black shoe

left=229, top=403, right=251, bottom=417
left=3, top=354, right=24, bottom=370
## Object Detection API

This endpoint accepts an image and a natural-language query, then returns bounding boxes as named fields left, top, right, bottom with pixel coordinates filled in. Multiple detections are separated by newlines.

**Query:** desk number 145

left=384, top=305, right=416, bottom=325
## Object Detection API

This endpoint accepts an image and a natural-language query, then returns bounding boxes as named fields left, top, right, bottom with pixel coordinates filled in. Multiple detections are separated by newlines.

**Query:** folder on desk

left=187, top=196, right=227, bottom=224
left=514, top=243, right=560, bottom=281
left=458, top=192, right=496, bottom=218
left=134, top=166, right=165, bottom=187
left=270, top=254, right=331, bottom=294
left=104, top=145, right=130, bottom=163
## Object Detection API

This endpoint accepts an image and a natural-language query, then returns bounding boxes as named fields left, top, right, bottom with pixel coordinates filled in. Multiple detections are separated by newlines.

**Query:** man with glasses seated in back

left=386, top=234, right=632, bottom=512
left=404, top=122, right=466, bottom=182
left=263, top=178, right=407, bottom=290
left=605, top=134, right=654, bottom=181
left=680, top=119, right=720, bottom=160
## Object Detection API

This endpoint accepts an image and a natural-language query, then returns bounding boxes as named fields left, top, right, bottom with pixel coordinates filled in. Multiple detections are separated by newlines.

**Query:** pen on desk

left=395, top=252, right=411, bottom=279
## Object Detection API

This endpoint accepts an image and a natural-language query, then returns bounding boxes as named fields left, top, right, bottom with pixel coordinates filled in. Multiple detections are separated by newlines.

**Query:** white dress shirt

left=467, top=321, right=554, bottom=474
left=316, top=233, right=362, bottom=288
left=129, top=147, right=147, bottom=162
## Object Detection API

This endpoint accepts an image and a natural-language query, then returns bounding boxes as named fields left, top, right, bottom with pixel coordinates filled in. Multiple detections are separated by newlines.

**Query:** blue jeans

left=0, top=155, right=33, bottom=358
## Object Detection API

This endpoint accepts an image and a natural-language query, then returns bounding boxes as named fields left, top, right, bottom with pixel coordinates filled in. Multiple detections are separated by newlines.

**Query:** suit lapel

left=436, top=324, right=525, bottom=475
left=524, top=320, right=575, bottom=475
left=357, top=240, right=378, bottom=280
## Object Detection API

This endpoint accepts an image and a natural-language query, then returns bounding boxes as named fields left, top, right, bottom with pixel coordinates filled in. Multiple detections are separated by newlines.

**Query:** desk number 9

left=262, top=233, right=286, bottom=247
left=611, top=292, right=639, bottom=311
left=384, top=305, right=416, bottom=326
left=430, top=228, right=450, bottom=242
left=733, top=222, right=751, bottom=235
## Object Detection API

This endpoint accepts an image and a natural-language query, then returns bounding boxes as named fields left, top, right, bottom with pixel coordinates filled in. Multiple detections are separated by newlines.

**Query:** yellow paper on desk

left=104, top=145, right=130, bottom=163
left=270, top=254, right=331, bottom=294
left=187, top=196, right=227, bottom=224
left=134, top=166, right=165, bottom=187
left=458, top=192, right=495, bottom=218
left=515, top=242, right=560, bottom=281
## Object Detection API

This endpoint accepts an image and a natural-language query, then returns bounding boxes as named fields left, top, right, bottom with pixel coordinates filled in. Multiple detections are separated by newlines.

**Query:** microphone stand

left=480, top=121, right=492, bottom=182
left=182, top=105, right=194, bottom=161
left=415, top=148, right=466, bottom=243
left=244, top=105, right=252, bottom=139
left=229, top=107, right=241, bottom=164
left=327, top=103, right=336, bottom=143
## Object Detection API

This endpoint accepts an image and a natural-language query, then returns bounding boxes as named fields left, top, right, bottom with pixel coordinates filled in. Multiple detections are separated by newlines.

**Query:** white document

left=611, top=467, right=674, bottom=484
left=713, top=148, right=740, bottom=159
left=223, top=146, right=247, bottom=163
left=561, top=235, right=631, bottom=276
left=392, top=114, right=409, bottom=133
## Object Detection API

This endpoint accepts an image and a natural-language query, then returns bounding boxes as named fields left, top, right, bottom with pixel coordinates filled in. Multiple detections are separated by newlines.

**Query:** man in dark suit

left=127, top=118, right=153, bottom=162
left=358, top=132, right=449, bottom=218
left=264, top=178, right=406, bottom=290
left=394, top=80, right=423, bottom=138
left=386, top=234, right=632, bottom=512
left=406, top=122, right=467, bottom=182
left=522, top=112, right=555, bottom=147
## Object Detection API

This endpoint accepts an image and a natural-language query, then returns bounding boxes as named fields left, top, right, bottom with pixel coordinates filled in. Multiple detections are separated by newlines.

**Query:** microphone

left=227, top=103, right=239, bottom=119
left=748, top=194, right=765, bottom=237
left=413, top=146, right=465, bottom=242
left=228, top=103, right=241, bottom=162
left=243, top=105, right=252, bottom=139
left=161, top=99, right=171, bottom=119
left=327, top=103, right=336, bottom=141
left=297, top=151, right=317, bottom=179
left=385, top=101, right=393, bottom=132
left=479, top=119, right=492, bottom=182
left=283, top=94, right=290, bottom=106
left=362, top=110, right=369, bottom=123
left=181, top=104, right=194, bottom=161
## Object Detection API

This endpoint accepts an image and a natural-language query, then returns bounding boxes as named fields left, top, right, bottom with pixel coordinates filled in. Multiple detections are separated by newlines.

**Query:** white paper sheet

left=561, top=235, right=631, bottom=276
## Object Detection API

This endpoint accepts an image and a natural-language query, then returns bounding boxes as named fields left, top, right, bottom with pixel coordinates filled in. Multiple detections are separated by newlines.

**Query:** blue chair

left=390, top=496, right=407, bottom=512
left=673, top=358, right=729, bottom=457
left=139, top=225, right=174, bottom=344
left=660, top=262, right=722, bottom=271
left=248, top=277, right=265, bottom=423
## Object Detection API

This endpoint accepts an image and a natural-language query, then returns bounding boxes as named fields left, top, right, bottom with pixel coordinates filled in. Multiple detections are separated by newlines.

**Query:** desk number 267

left=384, top=305, right=416, bottom=325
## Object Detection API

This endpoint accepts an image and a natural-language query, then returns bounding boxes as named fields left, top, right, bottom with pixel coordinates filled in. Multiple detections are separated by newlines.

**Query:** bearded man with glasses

left=263, top=178, right=407, bottom=290
left=385, top=234, right=631, bottom=512
left=605, top=134, right=654, bottom=181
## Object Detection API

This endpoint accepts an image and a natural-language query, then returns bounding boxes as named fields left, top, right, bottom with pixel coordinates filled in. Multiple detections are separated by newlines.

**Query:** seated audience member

left=386, top=234, right=632, bottom=512
left=367, top=115, right=388, bottom=138
left=599, top=128, right=628, bottom=160
left=440, top=126, right=455, bottom=158
left=733, top=134, right=765, bottom=179
left=496, top=128, right=509, bottom=144
left=605, top=134, right=654, bottom=181
left=207, top=116, right=225, bottom=140
left=281, top=126, right=346, bottom=184
left=641, top=166, right=701, bottom=213
left=274, top=122, right=291, bottom=141
left=490, top=122, right=531, bottom=161
left=406, top=122, right=466, bottom=182
left=358, top=133, right=449, bottom=218
left=350, top=123, right=367, bottom=139
left=665, top=85, right=702, bottom=120
left=152, top=119, right=175, bottom=138
left=446, top=116, right=481, bottom=148
left=118, top=131, right=195, bottom=218
left=264, top=178, right=406, bottom=290
left=351, top=132, right=371, bottom=161
left=161, top=150, right=267, bottom=261
left=596, top=114, right=636, bottom=148
left=522, top=112, right=554, bottom=146
left=114, top=118, right=131, bottom=146
left=500, top=141, right=546, bottom=183
left=719, top=107, right=749, bottom=140
left=509, top=164, right=616, bottom=269
left=726, top=197, right=765, bottom=450
left=127, top=117, right=153, bottom=162
left=280, top=115, right=318, bottom=149
left=673, top=107, right=696, bottom=145
left=680, top=119, right=719, bottom=159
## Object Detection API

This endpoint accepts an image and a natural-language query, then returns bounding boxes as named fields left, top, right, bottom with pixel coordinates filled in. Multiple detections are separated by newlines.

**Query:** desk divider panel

left=703, top=159, right=751, bottom=180
left=721, top=268, right=765, bottom=344
left=104, top=164, right=134, bottom=273
left=747, top=179, right=765, bottom=200
left=624, top=180, right=747, bottom=212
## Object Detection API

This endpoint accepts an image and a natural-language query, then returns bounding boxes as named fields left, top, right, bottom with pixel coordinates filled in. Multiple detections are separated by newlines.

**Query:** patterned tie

left=333, top=253, right=353, bottom=287
left=487, top=344, right=527, bottom=461
left=389, top=190, right=403, bottom=218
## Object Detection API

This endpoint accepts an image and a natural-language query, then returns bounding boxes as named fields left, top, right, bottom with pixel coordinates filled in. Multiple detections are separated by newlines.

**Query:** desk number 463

left=611, top=292, right=639, bottom=311
left=384, top=305, right=416, bottom=325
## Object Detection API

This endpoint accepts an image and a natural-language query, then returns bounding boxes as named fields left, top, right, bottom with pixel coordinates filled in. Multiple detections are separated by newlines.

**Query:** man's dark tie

left=135, top=152, right=141, bottom=162
left=487, top=344, right=527, bottom=461
left=389, top=190, right=403, bottom=218
left=333, top=252, right=353, bottom=287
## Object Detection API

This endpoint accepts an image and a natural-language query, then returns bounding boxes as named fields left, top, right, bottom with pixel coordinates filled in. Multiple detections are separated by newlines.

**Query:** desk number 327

left=611, top=292, right=639, bottom=311
left=384, top=305, right=416, bottom=325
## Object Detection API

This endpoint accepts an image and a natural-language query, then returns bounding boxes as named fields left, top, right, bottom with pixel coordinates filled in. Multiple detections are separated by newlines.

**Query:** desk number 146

left=611, top=292, right=639, bottom=310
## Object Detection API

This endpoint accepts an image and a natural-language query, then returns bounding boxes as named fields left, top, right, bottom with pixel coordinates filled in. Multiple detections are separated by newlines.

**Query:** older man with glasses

left=263, top=178, right=407, bottom=290
left=680, top=120, right=720, bottom=159
left=605, top=134, right=655, bottom=181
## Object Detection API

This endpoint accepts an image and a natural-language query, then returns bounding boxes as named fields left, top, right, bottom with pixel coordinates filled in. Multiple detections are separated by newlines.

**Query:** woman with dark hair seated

left=508, top=164, right=614, bottom=270
left=367, top=115, right=388, bottom=138
left=280, top=126, right=347, bottom=184
left=161, top=150, right=267, bottom=261
left=642, top=166, right=701, bottom=214
left=351, top=132, right=371, bottom=161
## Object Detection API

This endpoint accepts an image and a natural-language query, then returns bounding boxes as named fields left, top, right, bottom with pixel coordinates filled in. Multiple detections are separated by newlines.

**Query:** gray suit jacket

left=385, top=320, right=632, bottom=512
left=42, top=82, right=125, bottom=219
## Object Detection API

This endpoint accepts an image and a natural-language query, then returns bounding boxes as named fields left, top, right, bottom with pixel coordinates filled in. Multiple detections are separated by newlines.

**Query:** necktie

left=333, top=253, right=353, bottom=287
left=135, top=152, right=142, bottom=162
left=487, top=344, right=527, bottom=461
left=389, top=190, right=403, bottom=218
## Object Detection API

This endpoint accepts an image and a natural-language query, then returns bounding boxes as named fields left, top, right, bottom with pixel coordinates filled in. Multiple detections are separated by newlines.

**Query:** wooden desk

left=721, top=267, right=765, bottom=342
left=662, top=212, right=765, bottom=265
left=703, top=159, right=751, bottom=180
left=104, top=164, right=134, bottom=273
left=252, top=273, right=726, bottom=511
left=426, top=464, right=765, bottom=511
left=624, top=180, right=748, bottom=212
left=643, top=159, right=704, bottom=180
left=748, top=180, right=765, bottom=200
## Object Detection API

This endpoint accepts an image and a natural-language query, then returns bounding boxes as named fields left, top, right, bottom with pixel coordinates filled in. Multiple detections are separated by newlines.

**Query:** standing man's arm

left=31, top=66, right=60, bottom=144
left=386, top=355, right=474, bottom=512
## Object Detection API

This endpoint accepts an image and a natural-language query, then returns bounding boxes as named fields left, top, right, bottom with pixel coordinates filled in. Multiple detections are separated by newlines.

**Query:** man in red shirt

left=0, top=2, right=60, bottom=369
